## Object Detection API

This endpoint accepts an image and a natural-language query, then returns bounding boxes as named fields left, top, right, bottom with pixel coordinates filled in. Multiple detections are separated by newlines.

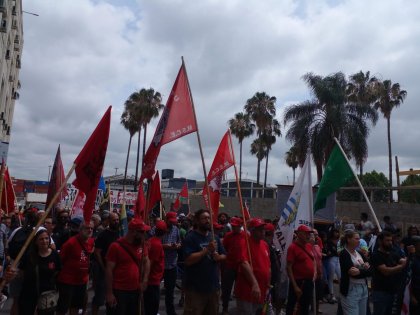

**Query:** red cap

left=155, top=220, right=168, bottom=232
left=296, top=225, right=312, bottom=233
left=265, top=223, right=275, bottom=232
left=230, top=217, right=243, bottom=227
left=248, top=218, right=266, bottom=229
left=166, top=212, right=178, bottom=224
left=128, top=218, right=151, bottom=232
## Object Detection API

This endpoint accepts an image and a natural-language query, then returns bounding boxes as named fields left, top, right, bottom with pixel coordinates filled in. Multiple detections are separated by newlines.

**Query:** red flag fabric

left=2, top=168, right=16, bottom=214
left=46, top=145, right=67, bottom=210
left=73, top=106, right=111, bottom=223
left=203, top=131, right=235, bottom=218
left=135, top=182, right=146, bottom=219
left=147, top=171, right=162, bottom=214
left=173, top=182, right=188, bottom=211
left=141, top=63, right=197, bottom=180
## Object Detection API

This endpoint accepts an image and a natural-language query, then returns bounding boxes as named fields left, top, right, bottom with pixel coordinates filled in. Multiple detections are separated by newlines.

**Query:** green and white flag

left=314, top=145, right=354, bottom=212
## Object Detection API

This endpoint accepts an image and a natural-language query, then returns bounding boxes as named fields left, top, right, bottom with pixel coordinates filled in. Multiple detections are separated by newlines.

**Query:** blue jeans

left=328, top=256, right=341, bottom=295
left=371, top=291, right=395, bottom=315
left=340, top=282, right=368, bottom=315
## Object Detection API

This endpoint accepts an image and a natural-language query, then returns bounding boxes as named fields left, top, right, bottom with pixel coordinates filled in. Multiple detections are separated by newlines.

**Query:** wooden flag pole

left=333, top=138, right=382, bottom=232
left=9, top=169, right=18, bottom=214
left=4, top=176, right=8, bottom=214
left=182, top=57, right=215, bottom=240
left=228, top=130, right=253, bottom=268
left=0, top=163, right=76, bottom=294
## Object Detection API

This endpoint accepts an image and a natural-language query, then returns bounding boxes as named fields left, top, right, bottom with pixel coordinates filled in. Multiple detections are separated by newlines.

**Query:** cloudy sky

left=9, top=0, right=420, bottom=186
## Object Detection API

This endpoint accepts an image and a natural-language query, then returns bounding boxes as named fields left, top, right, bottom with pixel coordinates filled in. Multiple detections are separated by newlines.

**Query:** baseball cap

left=264, top=223, right=275, bottom=232
left=128, top=218, right=151, bottom=232
left=155, top=220, right=168, bottom=232
left=166, top=212, right=178, bottom=224
left=296, top=225, right=312, bottom=233
left=230, top=217, right=243, bottom=227
left=248, top=218, right=266, bottom=229
left=70, top=216, right=83, bottom=227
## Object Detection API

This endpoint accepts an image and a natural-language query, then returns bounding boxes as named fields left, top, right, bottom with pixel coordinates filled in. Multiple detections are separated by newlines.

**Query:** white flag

left=273, top=154, right=313, bottom=287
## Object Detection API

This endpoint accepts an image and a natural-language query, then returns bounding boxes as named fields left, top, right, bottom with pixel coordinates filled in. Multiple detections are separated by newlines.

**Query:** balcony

left=16, top=59, right=21, bottom=68
left=6, top=127, right=10, bottom=136
left=0, top=21, right=6, bottom=33
left=0, top=0, right=6, bottom=14
left=14, top=42, right=19, bottom=51
left=12, top=7, right=16, bottom=16
left=5, top=50, right=10, bottom=60
left=9, top=75, right=13, bottom=82
left=11, top=20, right=17, bottom=30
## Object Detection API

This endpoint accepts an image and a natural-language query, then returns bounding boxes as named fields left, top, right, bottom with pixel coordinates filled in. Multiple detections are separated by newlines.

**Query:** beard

left=199, top=222, right=211, bottom=232
left=383, top=244, right=393, bottom=251
left=109, top=223, right=119, bottom=231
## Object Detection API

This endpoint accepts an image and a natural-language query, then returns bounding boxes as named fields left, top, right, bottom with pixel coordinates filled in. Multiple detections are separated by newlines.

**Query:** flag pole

left=333, top=138, right=382, bottom=232
left=4, top=175, right=8, bottom=214
left=228, top=130, right=253, bottom=268
left=0, top=161, right=5, bottom=210
left=9, top=170, right=18, bottom=214
left=182, top=56, right=215, bottom=240
left=0, top=163, right=77, bottom=294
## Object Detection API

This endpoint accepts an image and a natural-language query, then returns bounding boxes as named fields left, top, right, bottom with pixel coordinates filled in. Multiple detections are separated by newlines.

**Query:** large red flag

left=2, top=168, right=16, bottom=214
left=141, top=63, right=197, bottom=180
left=173, top=182, right=188, bottom=211
left=147, top=171, right=162, bottom=214
left=46, top=145, right=67, bottom=211
left=73, top=106, right=111, bottom=223
left=203, top=131, right=235, bottom=218
left=135, top=182, right=146, bottom=219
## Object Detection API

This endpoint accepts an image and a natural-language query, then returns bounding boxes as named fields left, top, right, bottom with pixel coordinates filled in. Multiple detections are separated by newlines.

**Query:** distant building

left=0, top=0, right=23, bottom=161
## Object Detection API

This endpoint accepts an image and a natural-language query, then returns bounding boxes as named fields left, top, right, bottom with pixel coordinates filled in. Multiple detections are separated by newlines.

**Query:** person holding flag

left=234, top=218, right=271, bottom=314
left=286, top=225, right=316, bottom=315
left=183, top=209, right=226, bottom=315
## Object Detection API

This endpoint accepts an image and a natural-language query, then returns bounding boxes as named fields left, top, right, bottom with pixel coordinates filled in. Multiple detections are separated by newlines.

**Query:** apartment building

left=0, top=0, right=22, bottom=161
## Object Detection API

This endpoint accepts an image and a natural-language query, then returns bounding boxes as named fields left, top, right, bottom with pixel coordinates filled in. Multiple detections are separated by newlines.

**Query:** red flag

left=2, top=168, right=16, bottom=214
left=73, top=106, right=111, bottom=223
left=135, top=182, right=146, bottom=219
left=141, top=63, right=197, bottom=180
left=203, top=131, right=235, bottom=218
left=71, top=190, right=85, bottom=218
left=147, top=171, right=162, bottom=214
left=173, top=182, right=188, bottom=211
left=46, top=145, right=68, bottom=210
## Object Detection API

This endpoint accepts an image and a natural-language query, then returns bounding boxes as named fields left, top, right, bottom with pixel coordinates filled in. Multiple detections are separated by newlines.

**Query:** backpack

left=8, top=227, right=32, bottom=260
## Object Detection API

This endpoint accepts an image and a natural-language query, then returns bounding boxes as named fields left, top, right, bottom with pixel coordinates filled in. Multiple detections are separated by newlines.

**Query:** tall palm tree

left=250, top=137, right=266, bottom=186
left=244, top=92, right=276, bottom=137
left=262, top=118, right=281, bottom=187
left=284, top=72, right=378, bottom=182
left=373, top=79, right=407, bottom=201
left=228, top=112, right=255, bottom=182
left=120, top=107, right=138, bottom=190
left=285, top=146, right=300, bottom=185
left=244, top=92, right=277, bottom=185
left=346, top=71, right=379, bottom=176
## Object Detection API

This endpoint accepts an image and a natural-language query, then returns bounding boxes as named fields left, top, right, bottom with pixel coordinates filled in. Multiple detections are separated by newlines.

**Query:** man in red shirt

left=56, top=220, right=95, bottom=315
left=105, top=218, right=151, bottom=315
left=286, top=224, right=315, bottom=315
left=221, top=217, right=244, bottom=314
left=144, top=220, right=167, bottom=315
left=234, top=218, right=271, bottom=314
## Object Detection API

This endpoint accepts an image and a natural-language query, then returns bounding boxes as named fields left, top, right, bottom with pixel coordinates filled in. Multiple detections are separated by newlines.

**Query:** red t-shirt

left=287, top=242, right=315, bottom=280
left=234, top=236, right=271, bottom=304
left=106, top=237, right=148, bottom=291
left=58, top=235, right=94, bottom=285
left=147, top=237, right=164, bottom=286
left=223, top=231, right=245, bottom=270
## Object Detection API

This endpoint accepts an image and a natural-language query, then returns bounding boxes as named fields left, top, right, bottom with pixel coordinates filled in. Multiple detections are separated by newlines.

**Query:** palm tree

left=285, top=146, right=300, bottom=185
left=250, top=137, right=266, bottom=187
left=262, top=118, right=281, bottom=188
left=244, top=92, right=276, bottom=137
left=120, top=107, right=138, bottom=190
left=346, top=71, right=379, bottom=176
left=284, top=72, right=378, bottom=182
left=228, top=112, right=255, bottom=182
left=244, top=92, right=277, bottom=185
left=373, top=79, right=407, bottom=201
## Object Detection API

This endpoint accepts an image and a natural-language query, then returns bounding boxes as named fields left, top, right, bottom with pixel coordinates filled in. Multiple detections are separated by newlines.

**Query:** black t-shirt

left=371, top=249, right=404, bottom=293
left=183, top=230, right=226, bottom=293
left=20, top=250, right=61, bottom=294
left=95, top=229, right=119, bottom=261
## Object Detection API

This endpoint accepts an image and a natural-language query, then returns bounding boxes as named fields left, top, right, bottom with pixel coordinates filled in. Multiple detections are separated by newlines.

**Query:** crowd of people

left=0, top=207, right=418, bottom=315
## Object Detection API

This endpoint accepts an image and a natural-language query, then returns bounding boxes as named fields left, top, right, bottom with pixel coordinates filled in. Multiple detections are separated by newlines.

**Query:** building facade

left=0, top=0, right=23, bottom=161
